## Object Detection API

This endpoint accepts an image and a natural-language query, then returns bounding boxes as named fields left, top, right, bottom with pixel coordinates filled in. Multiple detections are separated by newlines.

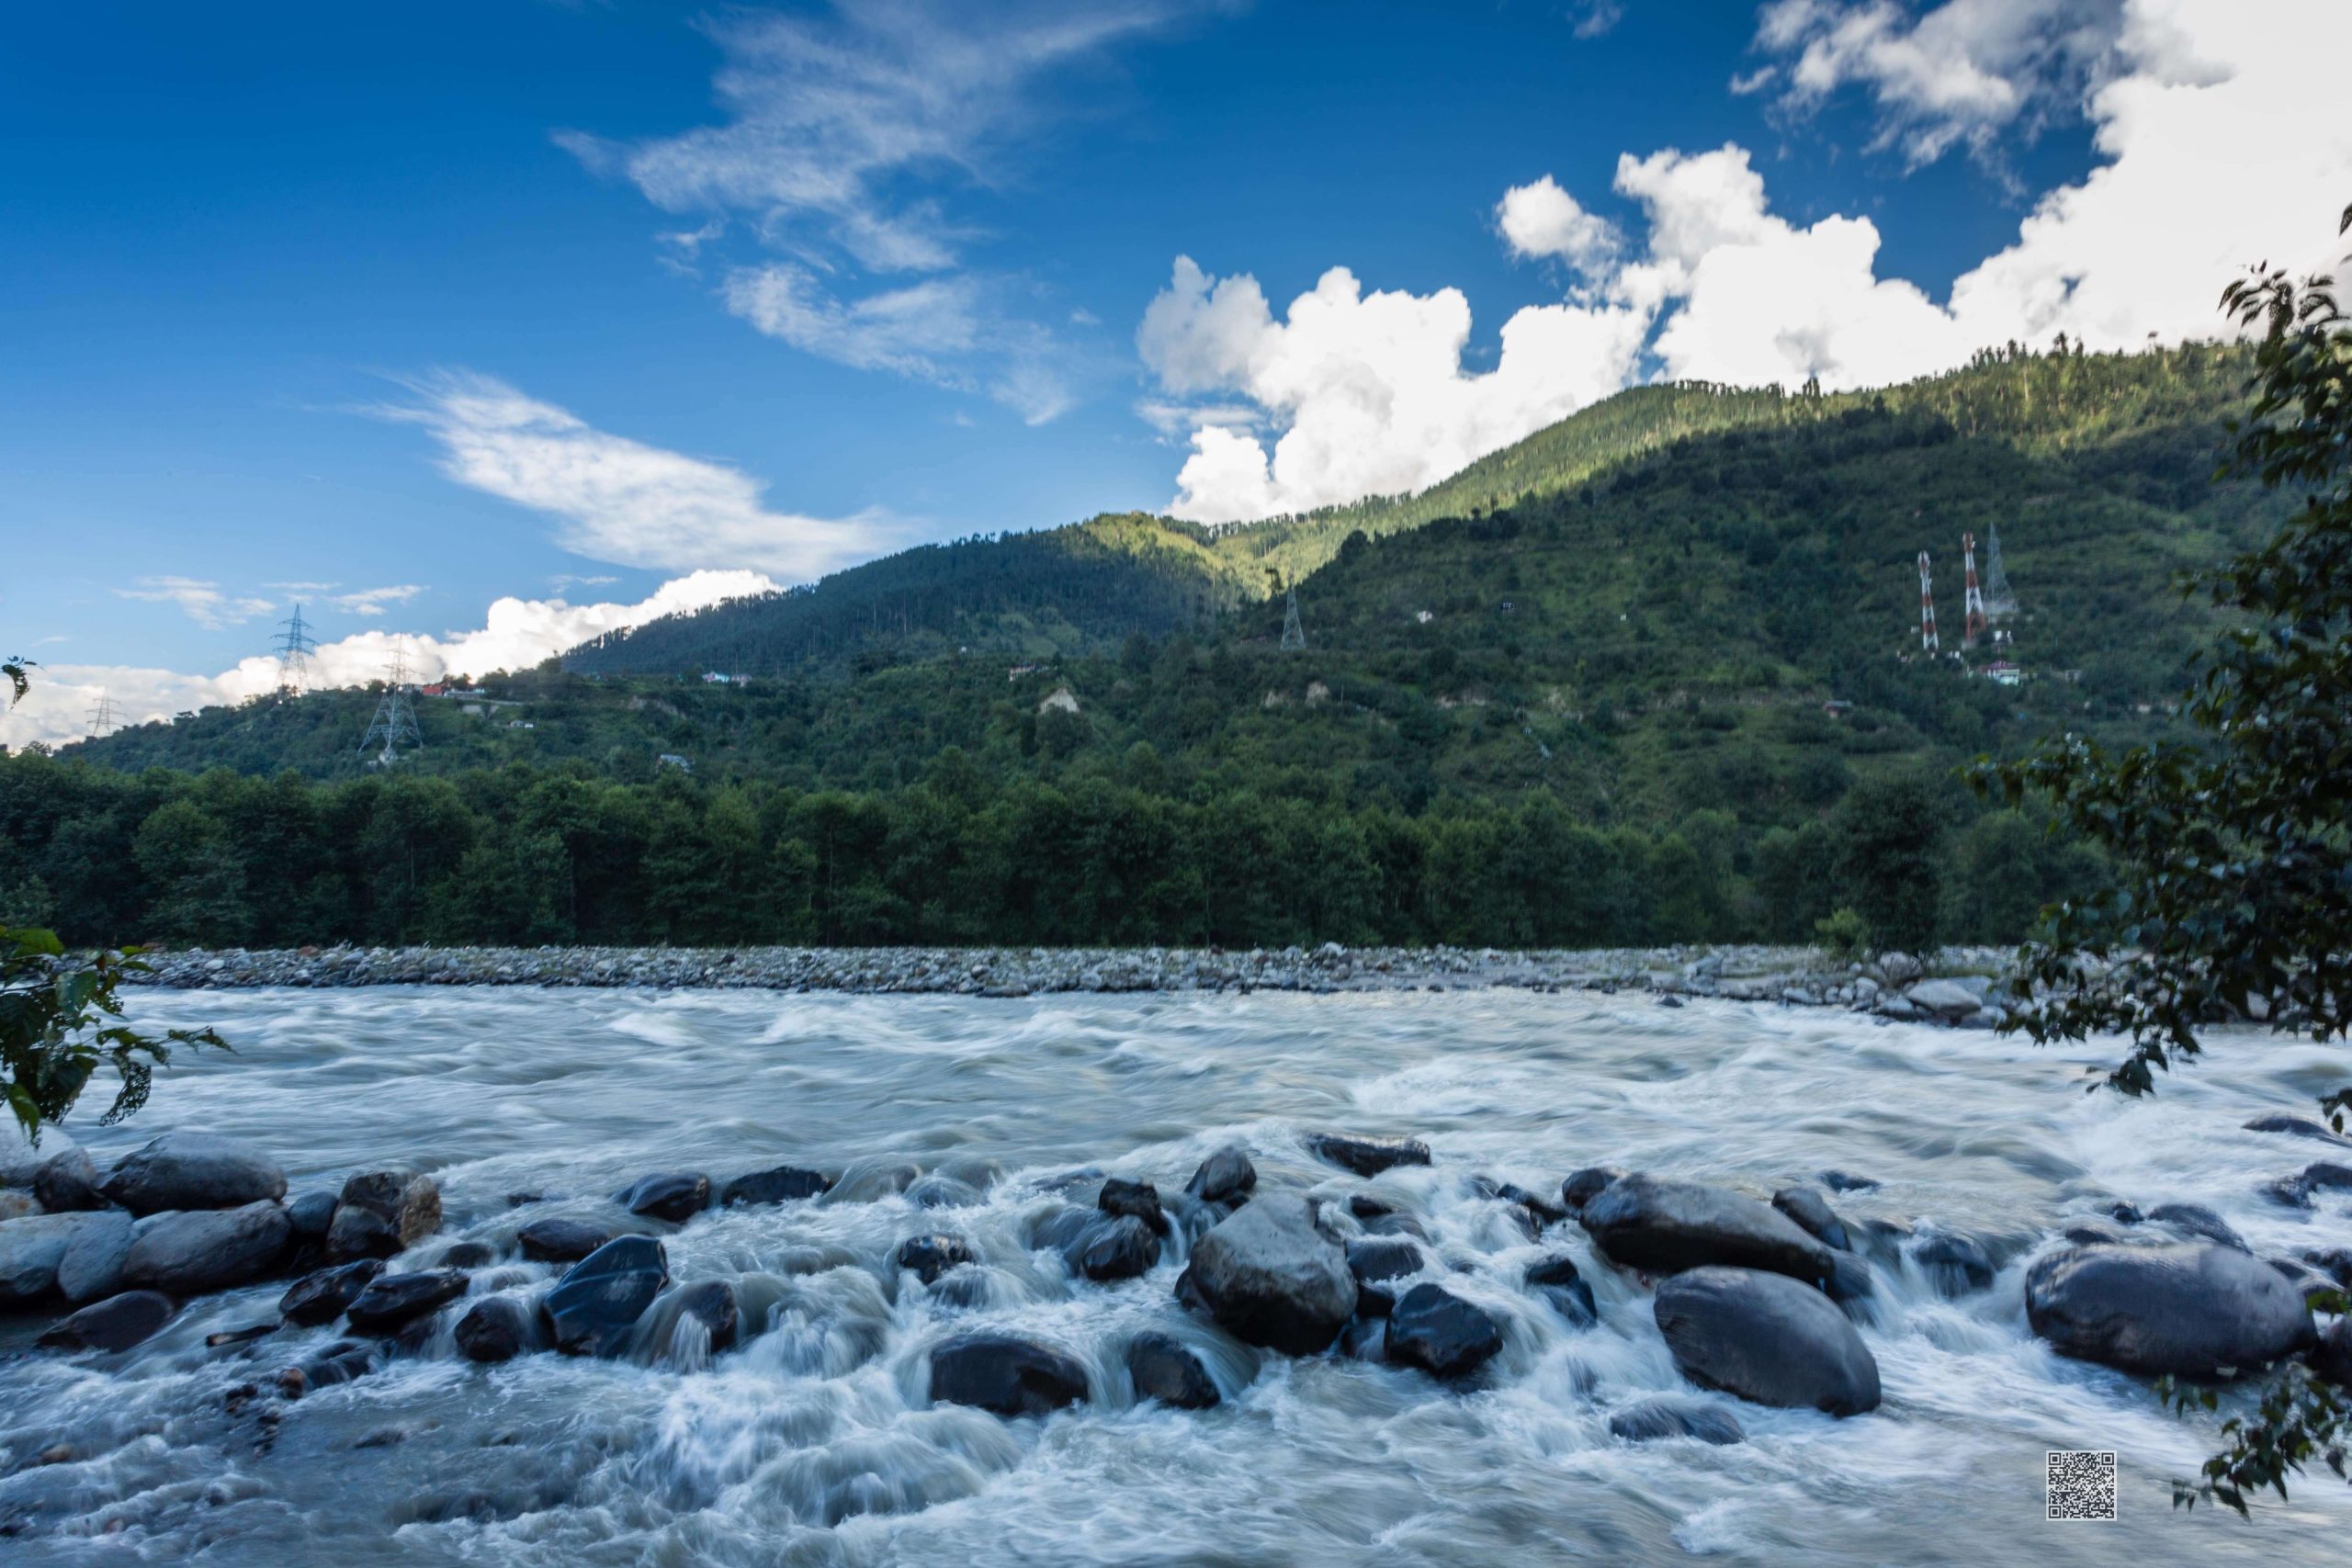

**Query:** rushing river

left=2, top=987, right=2348, bottom=1565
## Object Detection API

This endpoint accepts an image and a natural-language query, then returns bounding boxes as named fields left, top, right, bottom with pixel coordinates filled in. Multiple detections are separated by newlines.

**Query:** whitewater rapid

left=1, top=987, right=2346, bottom=1565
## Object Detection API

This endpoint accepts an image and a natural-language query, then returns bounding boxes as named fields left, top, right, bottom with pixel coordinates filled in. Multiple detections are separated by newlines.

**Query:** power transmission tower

left=1917, top=551, right=1939, bottom=653
left=273, top=603, right=318, bottom=695
left=1981, top=524, right=2018, bottom=620
left=85, top=690, right=118, bottom=738
left=1280, top=586, right=1306, bottom=651
left=358, top=641, right=423, bottom=764
left=1961, top=532, right=1988, bottom=649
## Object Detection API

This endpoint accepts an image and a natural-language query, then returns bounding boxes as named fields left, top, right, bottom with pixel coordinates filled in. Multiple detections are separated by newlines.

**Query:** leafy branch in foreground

left=0, top=925, right=227, bottom=1144
left=1977, top=201, right=2352, bottom=1513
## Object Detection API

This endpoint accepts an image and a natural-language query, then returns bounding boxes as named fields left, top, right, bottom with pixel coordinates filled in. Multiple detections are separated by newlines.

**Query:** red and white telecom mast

left=1961, top=532, right=1988, bottom=649
left=1917, top=551, right=1939, bottom=652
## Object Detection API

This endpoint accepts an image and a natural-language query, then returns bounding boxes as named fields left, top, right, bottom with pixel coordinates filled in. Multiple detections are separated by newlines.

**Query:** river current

left=2, top=986, right=2347, bottom=1565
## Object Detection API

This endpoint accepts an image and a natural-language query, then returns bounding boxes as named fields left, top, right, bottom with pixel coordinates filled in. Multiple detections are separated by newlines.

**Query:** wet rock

left=821, top=1159, right=921, bottom=1205
left=1308, top=1134, right=1431, bottom=1178
left=517, top=1218, right=610, bottom=1265
left=101, top=1133, right=286, bottom=1216
left=1816, top=1170, right=1880, bottom=1193
left=328, top=1170, right=443, bottom=1261
left=543, top=1236, right=669, bottom=1357
left=1909, top=1230, right=1996, bottom=1294
left=1339, top=1314, right=1388, bottom=1359
left=2025, top=1243, right=2314, bottom=1378
left=1525, top=1252, right=1598, bottom=1327
left=1559, top=1166, right=1628, bottom=1213
left=1824, top=1251, right=1876, bottom=1309
left=673, top=1279, right=740, bottom=1353
left=1770, top=1187, right=1850, bottom=1251
left=1024, top=1205, right=1097, bottom=1256
left=1184, top=1145, right=1257, bottom=1206
left=1655, top=1266, right=1882, bottom=1416
left=2145, top=1202, right=2246, bottom=1251
left=207, top=1322, right=277, bottom=1347
left=33, top=1149, right=109, bottom=1213
left=2062, top=1220, right=2132, bottom=1247
left=1609, top=1397, right=1746, bottom=1446
left=896, top=1234, right=976, bottom=1285
left=616, top=1172, right=710, bottom=1224
left=2244, top=1112, right=2352, bottom=1147
left=438, top=1241, right=496, bottom=1269
left=905, top=1173, right=984, bottom=1209
left=1346, top=1235, right=1426, bottom=1315
left=55, top=1208, right=137, bottom=1303
left=0, top=1190, right=39, bottom=1222
left=1079, top=1215, right=1160, bottom=1281
left=1349, top=1195, right=1430, bottom=1240
left=719, top=1166, right=831, bottom=1206
left=279, top=1339, right=377, bottom=1399
left=120, top=1201, right=290, bottom=1296
left=1178, top=1195, right=1357, bottom=1356
left=345, top=1269, right=469, bottom=1334
left=1579, top=1175, right=1832, bottom=1287
left=286, top=1190, right=337, bottom=1242
left=2103, top=1201, right=2143, bottom=1224
left=1384, top=1282, right=1504, bottom=1381
left=2265, top=1161, right=2352, bottom=1208
left=2315, top=1316, right=2352, bottom=1389
left=2301, top=1247, right=2352, bottom=1289
left=929, top=1332, right=1089, bottom=1417
left=40, top=1289, right=176, bottom=1352
left=1097, top=1178, right=1169, bottom=1235
left=279, top=1258, right=387, bottom=1326
left=455, top=1294, right=541, bottom=1363
left=1471, top=1176, right=1568, bottom=1228
left=1126, top=1331, right=1220, bottom=1408
left=2267, top=1255, right=2340, bottom=1307
left=1905, top=979, right=1982, bottom=1018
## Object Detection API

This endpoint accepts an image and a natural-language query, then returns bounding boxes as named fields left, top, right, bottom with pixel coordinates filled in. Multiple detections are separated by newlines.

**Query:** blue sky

left=4, top=1, right=2346, bottom=742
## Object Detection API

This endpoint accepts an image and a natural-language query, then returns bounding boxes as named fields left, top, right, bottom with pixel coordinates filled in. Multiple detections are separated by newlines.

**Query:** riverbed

left=3, top=987, right=2346, bottom=1564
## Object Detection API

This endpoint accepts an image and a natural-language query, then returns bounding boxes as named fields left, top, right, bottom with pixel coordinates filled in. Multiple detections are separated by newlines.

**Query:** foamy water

left=1, top=987, right=2346, bottom=1564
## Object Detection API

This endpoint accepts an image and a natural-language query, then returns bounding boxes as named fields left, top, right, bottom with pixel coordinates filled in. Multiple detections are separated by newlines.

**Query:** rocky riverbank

left=124, top=942, right=2030, bottom=1024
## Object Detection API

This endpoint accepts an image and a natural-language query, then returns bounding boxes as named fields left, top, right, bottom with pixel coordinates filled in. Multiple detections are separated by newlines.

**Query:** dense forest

left=12, top=341, right=2270, bottom=953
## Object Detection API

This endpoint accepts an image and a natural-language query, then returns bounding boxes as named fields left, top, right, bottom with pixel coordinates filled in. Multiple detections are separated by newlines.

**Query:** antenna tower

left=85, top=690, right=119, bottom=738
left=1279, top=585, right=1306, bottom=651
left=1981, top=524, right=2018, bottom=620
left=1961, top=532, right=1988, bottom=649
left=273, top=603, right=319, bottom=695
left=358, top=641, right=423, bottom=763
left=1917, top=551, right=1939, bottom=653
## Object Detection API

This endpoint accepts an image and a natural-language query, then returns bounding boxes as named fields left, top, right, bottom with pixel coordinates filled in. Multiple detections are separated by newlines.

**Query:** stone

left=616, top=1172, right=710, bottom=1224
left=1339, top=1314, right=1388, bottom=1360
left=1346, top=1235, right=1426, bottom=1316
left=100, top=1133, right=286, bottom=1216
left=1655, top=1267, right=1882, bottom=1416
left=2025, top=1243, right=2314, bottom=1378
left=1307, top=1133, right=1431, bottom=1177
left=345, top=1269, right=469, bottom=1334
left=2244, top=1112, right=2352, bottom=1147
left=517, top=1218, right=610, bottom=1264
left=55, top=1208, right=137, bottom=1303
left=1525, top=1252, right=1598, bottom=1327
left=1770, top=1187, right=1850, bottom=1251
left=905, top=1174, right=984, bottom=1209
left=454, top=1294, right=541, bottom=1363
left=2145, top=1202, right=2246, bottom=1251
left=2301, top=1247, right=2352, bottom=1289
left=1559, top=1166, right=1628, bottom=1213
left=280, top=1258, right=387, bottom=1326
left=1126, top=1331, right=1220, bottom=1409
left=1816, top=1170, right=1880, bottom=1193
left=1905, top=979, right=1983, bottom=1018
left=930, top=1332, right=1089, bottom=1417
left=278, top=1339, right=377, bottom=1399
left=33, top=1149, right=109, bottom=1213
left=286, top=1190, right=337, bottom=1242
left=119, top=1201, right=290, bottom=1296
left=1824, top=1251, right=1877, bottom=1308
left=0, top=1190, right=39, bottom=1222
left=1472, top=1176, right=1567, bottom=1227
left=1877, top=952, right=1922, bottom=986
left=1184, top=1145, right=1256, bottom=1206
left=1609, top=1397, right=1746, bottom=1445
left=719, top=1166, right=831, bottom=1206
left=1579, top=1175, right=1832, bottom=1287
left=896, top=1234, right=976, bottom=1285
left=1177, top=1195, right=1357, bottom=1356
left=1097, top=1178, right=1169, bottom=1235
left=673, top=1279, right=741, bottom=1353
left=40, top=1290, right=175, bottom=1353
left=1910, top=1230, right=1996, bottom=1293
left=438, top=1241, right=496, bottom=1269
left=2314, top=1316, right=2352, bottom=1390
left=543, top=1235, right=669, bottom=1357
left=1079, top=1215, right=1161, bottom=1281
left=1383, top=1282, right=1504, bottom=1381
left=328, top=1170, right=442, bottom=1261
left=2265, top=1161, right=2352, bottom=1208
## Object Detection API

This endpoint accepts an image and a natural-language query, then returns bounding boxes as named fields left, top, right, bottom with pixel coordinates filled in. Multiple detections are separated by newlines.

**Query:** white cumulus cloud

left=1496, top=175, right=1622, bottom=274
left=115, top=578, right=277, bottom=631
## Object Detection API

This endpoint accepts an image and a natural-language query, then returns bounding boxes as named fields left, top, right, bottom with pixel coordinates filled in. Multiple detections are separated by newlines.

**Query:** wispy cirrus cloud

left=117, top=576, right=277, bottom=630
left=334, top=584, right=425, bottom=617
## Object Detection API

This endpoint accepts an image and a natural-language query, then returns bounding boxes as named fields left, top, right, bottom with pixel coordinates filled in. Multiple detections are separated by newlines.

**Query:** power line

left=358, top=641, right=423, bottom=764
left=85, top=690, right=118, bottom=738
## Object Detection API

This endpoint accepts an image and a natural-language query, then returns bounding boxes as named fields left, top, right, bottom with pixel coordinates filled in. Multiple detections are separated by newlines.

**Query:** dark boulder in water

left=1655, top=1267, right=1881, bottom=1416
left=1346, top=1235, right=1426, bottom=1316
left=2243, top=1112, right=2352, bottom=1148
left=2315, top=1317, right=2352, bottom=1389
left=2266, top=1161, right=2352, bottom=1208
left=1079, top=1215, right=1161, bottom=1281
left=1339, top=1314, right=1388, bottom=1360
left=1097, top=1178, right=1169, bottom=1235
left=2144, top=1202, right=2245, bottom=1251
left=1383, top=1282, right=1504, bottom=1381
left=34, top=1149, right=109, bottom=1214
left=896, top=1234, right=976, bottom=1285
left=278, top=1339, right=377, bottom=1399
left=437, top=1241, right=496, bottom=1269
left=544, top=1236, right=669, bottom=1357
left=518, top=1218, right=610, bottom=1265
left=2024, top=1242, right=2313, bottom=1378
left=673, top=1279, right=741, bottom=1353
left=286, top=1190, right=337, bottom=1242
left=719, top=1166, right=831, bottom=1206
left=1178, top=1196, right=1356, bottom=1356
left=1816, top=1170, right=1880, bottom=1193
left=1308, top=1134, right=1431, bottom=1178
left=1126, top=1331, right=1220, bottom=1408
left=1525, top=1252, right=1598, bottom=1327
left=1609, top=1397, right=1745, bottom=1445
left=1024, top=1205, right=1097, bottom=1256
left=1472, top=1176, right=1568, bottom=1227
left=1909, top=1230, right=1996, bottom=1294
left=103, top=1133, right=286, bottom=1216
left=1185, top=1145, right=1257, bottom=1206
left=1560, top=1166, right=1628, bottom=1213
left=40, top=1290, right=175, bottom=1353
left=616, top=1173, right=710, bottom=1224
left=1770, top=1186, right=1850, bottom=1251
left=1824, top=1251, right=1876, bottom=1310
left=280, top=1258, right=387, bottom=1326
left=1580, top=1175, right=1832, bottom=1287
left=345, top=1269, right=468, bottom=1334
left=929, top=1332, right=1089, bottom=1417
left=120, top=1201, right=290, bottom=1296
left=328, top=1170, right=443, bottom=1261
left=455, top=1294, right=541, bottom=1363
